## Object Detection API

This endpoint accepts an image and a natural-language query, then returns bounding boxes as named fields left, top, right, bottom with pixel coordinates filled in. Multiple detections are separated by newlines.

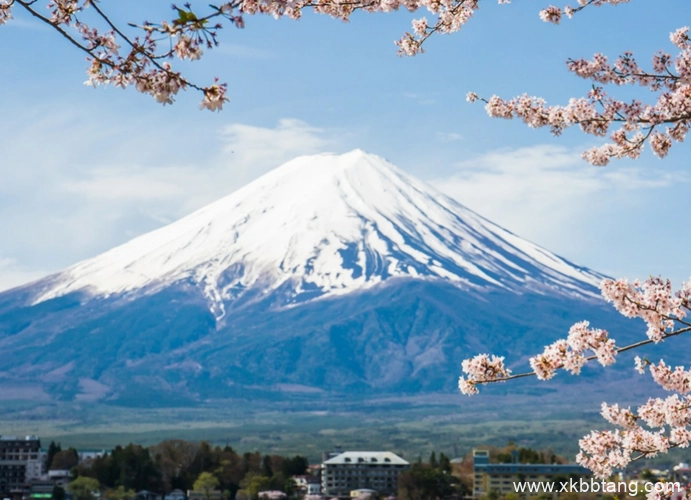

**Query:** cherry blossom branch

left=460, top=325, right=691, bottom=390
left=460, top=277, right=691, bottom=393
left=460, top=276, right=691, bottom=480
left=538, top=0, right=631, bottom=25
left=14, top=0, right=90, bottom=52
left=85, top=1, right=211, bottom=94
left=1, top=0, right=638, bottom=108
left=8, top=1, right=232, bottom=109
left=467, top=27, right=691, bottom=165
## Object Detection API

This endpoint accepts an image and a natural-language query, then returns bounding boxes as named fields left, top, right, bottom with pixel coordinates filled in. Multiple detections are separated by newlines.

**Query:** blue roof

left=474, top=464, right=591, bottom=475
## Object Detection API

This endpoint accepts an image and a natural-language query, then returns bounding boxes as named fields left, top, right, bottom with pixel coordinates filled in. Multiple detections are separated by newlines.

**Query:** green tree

left=151, top=439, right=202, bottom=493
left=51, top=485, right=66, bottom=500
left=104, top=486, right=136, bottom=500
left=214, top=456, right=244, bottom=499
left=112, top=444, right=162, bottom=491
left=438, top=453, right=451, bottom=474
left=46, top=441, right=62, bottom=470
left=261, top=456, right=273, bottom=478
left=195, top=472, right=221, bottom=500
left=86, top=453, right=119, bottom=490
left=66, top=477, right=101, bottom=500
left=280, top=456, right=308, bottom=477
left=51, top=448, right=80, bottom=470
left=239, top=473, right=272, bottom=500
left=398, top=464, right=456, bottom=500
left=242, top=452, right=262, bottom=475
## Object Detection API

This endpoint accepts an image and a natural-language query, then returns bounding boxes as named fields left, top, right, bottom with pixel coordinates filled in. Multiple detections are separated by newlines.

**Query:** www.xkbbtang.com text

left=513, top=479, right=683, bottom=496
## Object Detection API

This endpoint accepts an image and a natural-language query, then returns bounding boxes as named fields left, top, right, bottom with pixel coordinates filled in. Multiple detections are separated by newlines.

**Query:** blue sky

left=0, top=0, right=690, bottom=291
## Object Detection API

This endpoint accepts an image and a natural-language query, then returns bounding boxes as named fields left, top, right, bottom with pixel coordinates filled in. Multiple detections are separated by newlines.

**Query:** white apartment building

left=321, top=451, right=409, bottom=498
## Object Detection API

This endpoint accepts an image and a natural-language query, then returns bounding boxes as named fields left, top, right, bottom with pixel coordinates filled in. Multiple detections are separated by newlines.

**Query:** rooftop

left=323, top=452, right=408, bottom=466
left=474, top=463, right=591, bottom=475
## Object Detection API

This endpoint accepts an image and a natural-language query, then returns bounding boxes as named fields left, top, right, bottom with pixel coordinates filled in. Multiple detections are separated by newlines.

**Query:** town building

left=321, top=451, right=409, bottom=498
left=472, top=449, right=592, bottom=498
left=164, top=489, right=186, bottom=500
left=0, top=435, right=42, bottom=499
left=135, top=490, right=163, bottom=500
left=293, top=475, right=321, bottom=496
left=672, top=463, right=691, bottom=483
left=187, top=490, right=222, bottom=500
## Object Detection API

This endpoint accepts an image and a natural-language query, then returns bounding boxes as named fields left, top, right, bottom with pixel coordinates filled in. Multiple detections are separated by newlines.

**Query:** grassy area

left=0, top=398, right=603, bottom=462
left=2, top=393, right=688, bottom=468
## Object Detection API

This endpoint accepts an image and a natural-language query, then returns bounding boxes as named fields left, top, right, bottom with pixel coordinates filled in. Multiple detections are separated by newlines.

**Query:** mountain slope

left=0, top=150, right=629, bottom=406
left=29, top=150, right=602, bottom=316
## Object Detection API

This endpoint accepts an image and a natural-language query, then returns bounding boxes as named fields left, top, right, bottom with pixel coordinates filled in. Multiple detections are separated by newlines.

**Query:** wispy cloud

left=61, top=118, right=338, bottom=216
left=436, top=132, right=464, bottom=142
left=0, top=258, right=50, bottom=293
left=402, top=92, right=436, bottom=105
left=0, top=115, right=344, bottom=291
left=216, top=118, right=335, bottom=183
left=214, top=43, right=275, bottom=59
left=429, top=144, right=690, bottom=257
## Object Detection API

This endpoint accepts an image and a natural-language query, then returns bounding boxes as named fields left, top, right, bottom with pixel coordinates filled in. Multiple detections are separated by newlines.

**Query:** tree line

left=47, top=439, right=309, bottom=500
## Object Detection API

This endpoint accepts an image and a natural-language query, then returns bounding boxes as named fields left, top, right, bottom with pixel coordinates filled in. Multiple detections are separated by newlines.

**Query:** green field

left=0, top=395, right=603, bottom=461
left=2, top=392, right=687, bottom=468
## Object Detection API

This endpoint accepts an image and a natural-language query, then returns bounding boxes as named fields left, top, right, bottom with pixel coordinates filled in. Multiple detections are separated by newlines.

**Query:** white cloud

left=214, top=44, right=275, bottom=59
left=216, top=118, right=336, bottom=185
left=0, top=115, right=344, bottom=291
left=62, top=166, right=190, bottom=202
left=436, top=132, right=464, bottom=142
left=402, top=92, right=436, bottom=105
left=0, top=258, right=51, bottom=293
left=58, top=118, right=338, bottom=213
left=429, top=144, right=690, bottom=259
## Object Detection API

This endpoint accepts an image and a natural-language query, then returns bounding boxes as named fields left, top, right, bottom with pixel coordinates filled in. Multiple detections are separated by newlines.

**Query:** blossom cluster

left=3, top=0, right=634, bottom=107
left=601, top=277, right=689, bottom=342
left=6, top=0, right=234, bottom=109
left=458, top=354, right=511, bottom=395
left=0, top=0, right=13, bottom=25
left=395, top=0, right=626, bottom=56
left=459, top=276, right=691, bottom=480
left=529, top=321, right=616, bottom=380
left=469, top=26, right=691, bottom=165
left=648, top=361, right=691, bottom=394
left=537, top=0, right=631, bottom=26
left=578, top=391, right=691, bottom=479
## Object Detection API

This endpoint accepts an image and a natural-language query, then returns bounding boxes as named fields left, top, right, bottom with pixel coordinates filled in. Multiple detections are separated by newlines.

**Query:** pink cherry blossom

left=460, top=276, right=691, bottom=478
left=0, top=0, right=13, bottom=25
left=470, top=25, right=691, bottom=164
left=3, top=0, right=648, bottom=110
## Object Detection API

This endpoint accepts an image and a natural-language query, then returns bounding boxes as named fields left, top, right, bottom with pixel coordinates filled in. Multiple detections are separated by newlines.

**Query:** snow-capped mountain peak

left=32, top=149, right=603, bottom=313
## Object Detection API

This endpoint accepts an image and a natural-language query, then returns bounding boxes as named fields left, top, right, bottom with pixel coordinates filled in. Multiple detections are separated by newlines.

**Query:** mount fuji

left=0, top=150, right=632, bottom=406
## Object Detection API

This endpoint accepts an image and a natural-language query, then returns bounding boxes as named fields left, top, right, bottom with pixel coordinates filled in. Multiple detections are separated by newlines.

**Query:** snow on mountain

left=32, top=149, right=604, bottom=315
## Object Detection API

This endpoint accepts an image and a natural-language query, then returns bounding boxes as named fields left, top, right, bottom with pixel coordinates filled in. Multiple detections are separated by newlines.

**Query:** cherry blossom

left=2, top=0, right=643, bottom=110
left=471, top=24, right=691, bottom=165
left=458, top=354, right=511, bottom=395
left=0, top=0, right=13, bottom=25
left=649, top=361, right=691, bottom=394
left=634, top=355, right=648, bottom=374
left=7, top=0, right=237, bottom=110
left=459, top=276, right=691, bottom=481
